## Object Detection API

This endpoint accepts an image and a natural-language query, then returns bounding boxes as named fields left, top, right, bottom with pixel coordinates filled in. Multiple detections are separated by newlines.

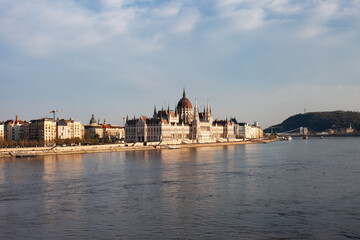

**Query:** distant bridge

left=276, top=127, right=310, bottom=136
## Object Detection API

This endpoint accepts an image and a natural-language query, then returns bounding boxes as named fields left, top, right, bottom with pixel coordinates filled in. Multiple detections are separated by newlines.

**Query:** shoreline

left=0, top=139, right=276, bottom=158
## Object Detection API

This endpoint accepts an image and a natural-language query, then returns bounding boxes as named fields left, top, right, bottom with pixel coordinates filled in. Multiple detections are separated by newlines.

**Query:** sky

left=1, top=0, right=360, bottom=128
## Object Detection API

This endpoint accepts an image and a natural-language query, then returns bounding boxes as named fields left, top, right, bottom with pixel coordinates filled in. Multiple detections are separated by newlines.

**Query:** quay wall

left=0, top=139, right=275, bottom=158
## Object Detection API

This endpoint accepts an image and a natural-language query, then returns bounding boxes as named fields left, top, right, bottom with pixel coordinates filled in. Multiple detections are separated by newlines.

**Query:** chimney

left=16, top=115, right=18, bottom=122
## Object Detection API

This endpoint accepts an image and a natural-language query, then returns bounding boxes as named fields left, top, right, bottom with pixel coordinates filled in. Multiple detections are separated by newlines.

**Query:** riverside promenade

left=0, top=139, right=275, bottom=158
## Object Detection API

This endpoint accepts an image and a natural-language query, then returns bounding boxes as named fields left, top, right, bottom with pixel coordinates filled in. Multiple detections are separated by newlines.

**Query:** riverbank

left=0, top=139, right=276, bottom=158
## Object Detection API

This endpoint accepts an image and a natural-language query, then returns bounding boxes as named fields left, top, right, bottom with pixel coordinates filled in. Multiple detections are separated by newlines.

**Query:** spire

left=154, top=105, right=157, bottom=115
left=207, top=101, right=210, bottom=113
left=168, top=104, right=170, bottom=113
left=194, top=99, right=199, bottom=117
left=183, top=88, right=186, bottom=98
left=126, top=115, right=129, bottom=123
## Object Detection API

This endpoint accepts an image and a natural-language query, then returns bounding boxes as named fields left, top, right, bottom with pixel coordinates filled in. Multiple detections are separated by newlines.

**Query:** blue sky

left=1, top=0, right=360, bottom=128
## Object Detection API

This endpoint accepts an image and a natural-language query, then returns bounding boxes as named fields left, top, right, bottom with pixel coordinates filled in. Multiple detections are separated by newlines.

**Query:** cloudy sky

left=1, top=0, right=360, bottom=127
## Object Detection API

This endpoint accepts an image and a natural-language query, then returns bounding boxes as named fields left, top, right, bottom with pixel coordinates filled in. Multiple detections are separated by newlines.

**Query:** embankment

left=0, top=139, right=276, bottom=158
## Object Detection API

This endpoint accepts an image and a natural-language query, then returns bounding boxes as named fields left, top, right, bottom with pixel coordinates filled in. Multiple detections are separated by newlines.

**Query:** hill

left=265, top=111, right=360, bottom=133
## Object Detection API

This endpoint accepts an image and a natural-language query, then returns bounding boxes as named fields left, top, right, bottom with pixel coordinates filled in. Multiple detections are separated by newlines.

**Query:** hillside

left=265, top=111, right=360, bottom=133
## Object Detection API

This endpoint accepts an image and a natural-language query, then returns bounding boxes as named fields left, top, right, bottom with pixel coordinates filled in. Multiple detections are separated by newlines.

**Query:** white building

left=57, top=118, right=84, bottom=140
left=125, top=90, right=235, bottom=143
left=4, top=115, right=24, bottom=141
left=232, top=120, right=263, bottom=139
left=0, top=123, right=4, bottom=140
left=126, top=115, right=190, bottom=143
left=84, top=115, right=124, bottom=140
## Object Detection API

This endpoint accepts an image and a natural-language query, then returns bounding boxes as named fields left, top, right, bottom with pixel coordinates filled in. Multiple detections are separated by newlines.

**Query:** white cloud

left=233, top=8, right=265, bottom=30
left=101, top=0, right=125, bottom=9
left=152, top=1, right=182, bottom=18
left=172, top=8, right=201, bottom=33
left=0, top=0, right=137, bottom=56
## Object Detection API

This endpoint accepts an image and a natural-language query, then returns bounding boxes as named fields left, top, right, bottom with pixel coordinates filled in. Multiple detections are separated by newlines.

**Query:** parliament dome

left=177, top=89, right=192, bottom=109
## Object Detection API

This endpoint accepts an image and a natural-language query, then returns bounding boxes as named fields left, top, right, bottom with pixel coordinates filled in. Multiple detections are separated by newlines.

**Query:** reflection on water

left=1, top=138, right=360, bottom=239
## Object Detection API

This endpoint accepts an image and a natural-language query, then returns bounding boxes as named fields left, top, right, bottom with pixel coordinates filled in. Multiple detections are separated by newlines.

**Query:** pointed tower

left=206, top=101, right=213, bottom=123
left=192, top=99, right=200, bottom=140
left=194, top=99, right=199, bottom=119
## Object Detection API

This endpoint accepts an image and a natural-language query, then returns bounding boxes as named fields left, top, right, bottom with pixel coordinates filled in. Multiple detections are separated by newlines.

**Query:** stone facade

left=125, top=90, right=235, bottom=143
left=0, top=123, right=4, bottom=140
left=26, top=118, right=57, bottom=145
left=84, top=116, right=124, bottom=140
left=4, top=116, right=24, bottom=141
left=1, top=116, right=86, bottom=146
left=57, top=119, right=84, bottom=140
left=232, top=119, right=264, bottom=139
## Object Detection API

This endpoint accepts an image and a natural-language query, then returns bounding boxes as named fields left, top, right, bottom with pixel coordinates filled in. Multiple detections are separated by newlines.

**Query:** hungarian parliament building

left=125, top=90, right=237, bottom=143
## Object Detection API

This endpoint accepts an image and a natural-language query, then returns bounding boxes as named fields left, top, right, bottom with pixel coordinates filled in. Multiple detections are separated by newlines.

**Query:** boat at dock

left=10, top=152, right=38, bottom=158
left=168, top=145, right=181, bottom=149
left=280, top=136, right=292, bottom=141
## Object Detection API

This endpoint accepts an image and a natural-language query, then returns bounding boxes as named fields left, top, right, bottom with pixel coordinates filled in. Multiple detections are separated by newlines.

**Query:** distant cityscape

left=0, top=90, right=263, bottom=147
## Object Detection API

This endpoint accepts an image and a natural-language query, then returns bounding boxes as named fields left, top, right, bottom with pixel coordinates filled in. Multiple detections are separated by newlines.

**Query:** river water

left=1, top=137, right=360, bottom=239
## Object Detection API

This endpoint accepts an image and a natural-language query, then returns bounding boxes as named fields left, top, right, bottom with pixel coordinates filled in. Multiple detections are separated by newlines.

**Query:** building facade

left=84, top=115, right=124, bottom=141
left=0, top=123, right=4, bottom=140
left=57, top=119, right=84, bottom=140
left=232, top=119, right=264, bottom=139
left=27, top=118, right=57, bottom=145
left=4, top=115, right=24, bottom=141
left=125, top=90, right=235, bottom=143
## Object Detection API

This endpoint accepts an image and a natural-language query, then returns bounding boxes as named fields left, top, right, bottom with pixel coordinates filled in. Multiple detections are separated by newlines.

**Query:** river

left=1, top=137, right=360, bottom=239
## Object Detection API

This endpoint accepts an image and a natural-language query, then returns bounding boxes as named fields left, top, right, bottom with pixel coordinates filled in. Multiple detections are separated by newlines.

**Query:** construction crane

left=120, top=117, right=126, bottom=127
left=49, top=109, right=64, bottom=121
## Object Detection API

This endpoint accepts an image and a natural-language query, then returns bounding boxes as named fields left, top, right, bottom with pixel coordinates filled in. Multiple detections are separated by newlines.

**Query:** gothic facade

left=125, top=90, right=235, bottom=143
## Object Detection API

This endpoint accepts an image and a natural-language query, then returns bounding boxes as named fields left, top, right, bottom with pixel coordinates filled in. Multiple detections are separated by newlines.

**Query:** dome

left=177, top=89, right=192, bottom=109
left=89, top=114, right=96, bottom=124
